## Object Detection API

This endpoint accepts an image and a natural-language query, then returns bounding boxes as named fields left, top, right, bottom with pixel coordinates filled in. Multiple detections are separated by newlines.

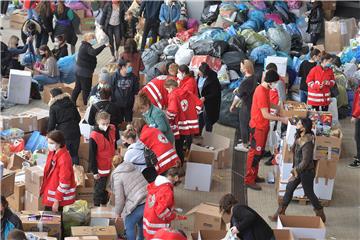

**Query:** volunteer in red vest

left=164, top=79, right=203, bottom=163
left=349, top=85, right=360, bottom=168
left=245, top=70, right=288, bottom=191
left=133, top=118, right=180, bottom=175
left=142, top=75, right=171, bottom=110
left=306, top=53, right=335, bottom=111
left=152, top=228, right=187, bottom=240
left=143, top=167, right=185, bottom=239
left=40, top=130, right=76, bottom=212
left=177, top=64, right=198, bottom=96
left=89, top=111, right=117, bottom=206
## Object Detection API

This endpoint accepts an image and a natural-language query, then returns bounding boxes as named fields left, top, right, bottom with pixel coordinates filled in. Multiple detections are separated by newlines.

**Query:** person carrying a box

left=245, top=70, right=288, bottom=191
left=1, top=196, right=23, bottom=240
left=89, top=111, right=118, bottom=206
left=349, top=85, right=360, bottom=168
left=269, top=117, right=326, bottom=223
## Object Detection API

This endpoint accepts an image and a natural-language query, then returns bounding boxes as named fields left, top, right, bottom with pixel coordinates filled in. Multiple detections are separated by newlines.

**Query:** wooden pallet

left=278, top=196, right=330, bottom=207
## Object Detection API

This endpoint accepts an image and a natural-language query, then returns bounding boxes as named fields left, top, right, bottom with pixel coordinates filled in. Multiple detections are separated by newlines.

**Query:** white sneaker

left=234, top=143, right=249, bottom=152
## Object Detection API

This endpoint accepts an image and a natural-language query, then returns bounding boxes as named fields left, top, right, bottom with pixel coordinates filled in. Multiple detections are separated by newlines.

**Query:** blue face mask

left=126, top=66, right=133, bottom=74
left=325, top=63, right=332, bottom=68
left=89, top=39, right=97, bottom=46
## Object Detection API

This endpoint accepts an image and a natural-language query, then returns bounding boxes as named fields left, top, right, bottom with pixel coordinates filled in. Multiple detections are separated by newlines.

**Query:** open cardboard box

left=187, top=202, right=226, bottom=231
left=273, top=229, right=295, bottom=240
left=190, top=132, right=231, bottom=169
left=20, top=211, right=61, bottom=238
left=280, top=101, right=308, bottom=118
left=277, top=215, right=326, bottom=240
left=191, top=230, right=227, bottom=240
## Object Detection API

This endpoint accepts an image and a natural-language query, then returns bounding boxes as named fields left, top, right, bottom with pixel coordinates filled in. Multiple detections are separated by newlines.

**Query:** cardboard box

left=1, top=169, right=15, bottom=197
left=314, top=178, right=335, bottom=200
left=25, top=191, right=44, bottom=211
left=25, top=232, right=48, bottom=239
left=20, top=211, right=61, bottom=238
left=8, top=69, right=32, bottom=104
left=185, top=151, right=214, bottom=192
left=43, top=83, right=84, bottom=106
left=8, top=182, right=25, bottom=212
left=190, top=132, right=231, bottom=169
left=75, top=10, right=85, bottom=19
left=76, top=173, right=94, bottom=205
left=277, top=215, right=326, bottom=240
left=90, top=207, right=124, bottom=235
left=315, top=160, right=337, bottom=179
left=187, top=202, right=226, bottom=231
left=71, top=226, right=117, bottom=240
left=280, top=101, right=308, bottom=118
left=265, top=56, right=287, bottom=77
left=0, top=114, right=38, bottom=132
left=191, top=230, right=227, bottom=240
left=25, top=166, right=44, bottom=196
left=22, top=108, right=49, bottom=135
left=79, top=137, right=90, bottom=161
left=325, top=18, right=358, bottom=52
left=7, top=154, right=26, bottom=170
left=65, top=237, right=99, bottom=240
left=273, top=229, right=295, bottom=240
left=281, top=141, right=293, bottom=163
left=314, top=134, right=342, bottom=161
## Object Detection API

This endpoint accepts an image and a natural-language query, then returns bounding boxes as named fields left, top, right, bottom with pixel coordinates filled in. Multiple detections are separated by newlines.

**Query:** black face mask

left=295, top=128, right=303, bottom=137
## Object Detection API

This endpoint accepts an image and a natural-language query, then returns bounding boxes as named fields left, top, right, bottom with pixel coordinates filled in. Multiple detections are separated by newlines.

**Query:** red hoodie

left=352, top=86, right=360, bottom=119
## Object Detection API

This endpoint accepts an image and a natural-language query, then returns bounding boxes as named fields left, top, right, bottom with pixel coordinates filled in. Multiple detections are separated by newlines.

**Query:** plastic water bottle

left=267, top=171, right=275, bottom=184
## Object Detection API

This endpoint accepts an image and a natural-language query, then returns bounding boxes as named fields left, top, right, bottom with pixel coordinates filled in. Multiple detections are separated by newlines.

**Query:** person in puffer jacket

left=110, top=159, right=147, bottom=240
left=349, top=85, right=360, bottom=168
left=143, top=167, right=185, bottom=239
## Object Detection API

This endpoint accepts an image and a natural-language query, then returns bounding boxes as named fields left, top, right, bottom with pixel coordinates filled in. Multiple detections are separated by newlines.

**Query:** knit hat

left=264, top=69, right=279, bottom=83
left=98, top=68, right=110, bottom=84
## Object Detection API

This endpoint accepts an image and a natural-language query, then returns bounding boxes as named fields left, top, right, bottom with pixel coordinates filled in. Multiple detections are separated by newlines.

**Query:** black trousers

left=66, top=138, right=80, bottom=165
left=239, top=105, right=251, bottom=144
left=175, top=135, right=185, bottom=163
left=0, top=1, right=9, bottom=14
left=118, top=106, right=133, bottom=123
left=312, top=105, right=329, bottom=111
left=282, top=169, right=322, bottom=210
left=355, top=119, right=360, bottom=159
left=199, top=111, right=213, bottom=134
left=71, top=74, right=92, bottom=106
left=94, top=176, right=109, bottom=206
left=310, top=33, right=320, bottom=45
left=106, top=24, right=121, bottom=56
left=140, top=19, right=159, bottom=51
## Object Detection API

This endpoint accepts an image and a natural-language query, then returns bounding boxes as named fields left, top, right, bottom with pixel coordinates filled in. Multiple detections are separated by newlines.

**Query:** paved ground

left=1, top=17, right=360, bottom=239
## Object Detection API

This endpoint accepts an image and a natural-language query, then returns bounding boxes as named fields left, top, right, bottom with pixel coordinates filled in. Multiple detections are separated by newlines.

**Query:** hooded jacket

left=143, top=175, right=176, bottom=239
left=124, top=140, right=147, bottom=172
left=110, top=162, right=148, bottom=218
left=292, top=133, right=315, bottom=176
left=111, top=70, right=139, bottom=108
left=1, top=208, right=23, bottom=240
left=48, top=93, right=81, bottom=140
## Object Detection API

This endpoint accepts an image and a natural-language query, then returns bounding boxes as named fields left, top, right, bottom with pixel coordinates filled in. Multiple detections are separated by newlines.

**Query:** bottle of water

left=267, top=171, right=275, bottom=184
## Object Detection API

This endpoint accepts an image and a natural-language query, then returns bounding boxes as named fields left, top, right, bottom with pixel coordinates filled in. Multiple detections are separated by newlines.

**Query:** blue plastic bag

left=0, top=128, right=24, bottom=141
left=340, top=47, right=357, bottom=64
left=227, top=25, right=240, bottom=36
left=21, top=51, right=36, bottom=66
left=292, top=56, right=304, bottom=73
left=25, top=131, right=48, bottom=153
left=240, top=20, right=259, bottom=31
left=250, top=44, right=276, bottom=64
left=58, top=54, right=77, bottom=84
left=264, top=20, right=275, bottom=31
left=197, top=28, right=231, bottom=42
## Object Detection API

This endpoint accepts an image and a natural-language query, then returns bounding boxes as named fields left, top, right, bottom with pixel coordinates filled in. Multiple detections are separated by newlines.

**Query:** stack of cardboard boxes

left=24, top=166, right=44, bottom=211
left=325, top=17, right=358, bottom=53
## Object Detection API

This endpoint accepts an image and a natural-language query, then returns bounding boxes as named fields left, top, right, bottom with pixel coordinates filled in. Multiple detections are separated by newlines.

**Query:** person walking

left=110, top=159, right=147, bottom=240
left=349, top=85, right=360, bottom=168
left=306, top=53, right=335, bottom=111
left=298, top=48, right=321, bottom=103
left=0, top=1, right=10, bottom=18
left=100, top=0, right=125, bottom=62
left=72, top=32, right=108, bottom=106
left=89, top=111, right=117, bottom=206
left=48, top=88, right=81, bottom=165
left=306, top=1, right=323, bottom=45
left=219, top=193, right=274, bottom=240
left=139, top=0, right=163, bottom=51
left=269, top=118, right=326, bottom=223
left=22, top=0, right=38, bottom=20
left=230, top=60, right=257, bottom=152
left=120, top=38, right=145, bottom=78
left=197, top=62, right=221, bottom=133
left=40, top=130, right=77, bottom=212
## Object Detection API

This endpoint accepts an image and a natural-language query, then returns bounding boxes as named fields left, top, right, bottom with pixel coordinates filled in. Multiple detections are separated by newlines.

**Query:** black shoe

left=264, top=156, right=274, bottom=166
left=263, top=151, right=272, bottom=158
left=348, top=160, right=360, bottom=168
left=255, top=176, right=265, bottom=183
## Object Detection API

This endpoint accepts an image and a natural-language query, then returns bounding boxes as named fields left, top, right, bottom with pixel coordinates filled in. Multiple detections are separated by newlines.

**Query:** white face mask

left=99, top=124, right=109, bottom=132
left=48, top=143, right=58, bottom=152
left=177, top=72, right=184, bottom=80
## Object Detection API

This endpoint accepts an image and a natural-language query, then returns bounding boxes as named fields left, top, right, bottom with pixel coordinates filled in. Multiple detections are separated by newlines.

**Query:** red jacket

left=306, top=65, right=335, bottom=106
left=140, top=125, right=179, bottom=174
left=21, top=0, right=38, bottom=9
left=166, top=88, right=203, bottom=137
left=143, top=175, right=176, bottom=239
left=352, top=86, right=360, bottom=118
left=90, top=124, right=116, bottom=177
left=142, top=75, right=172, bottom=110
left=152, top=228, right=187, bottom=240
left=40, top=147, right=76, bottom=207
left=179, top=76, right=198, bottom=96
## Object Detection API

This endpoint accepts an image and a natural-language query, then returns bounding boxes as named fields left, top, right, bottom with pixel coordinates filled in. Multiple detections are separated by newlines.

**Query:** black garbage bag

left=221, top=51, right=246, bottom=73
left=190, top=40, right=228, bottom=58
left=228, top=35, right=246, bottom=53
left=218, top=88, right=239, bottom=128
left=235, top=9, right=248, bottom=24
left=150, top=39, right=169, bottom=55
left=201, top=4, right=220, bottom=24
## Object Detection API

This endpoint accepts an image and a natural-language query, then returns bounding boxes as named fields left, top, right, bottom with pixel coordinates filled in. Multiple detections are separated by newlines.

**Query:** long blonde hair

left=241, top=59, right=254, bottom=75
left=8, top=35, right=19, bottom=48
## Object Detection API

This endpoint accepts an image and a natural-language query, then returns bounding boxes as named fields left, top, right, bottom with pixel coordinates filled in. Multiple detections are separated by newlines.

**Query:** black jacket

left=111, top=71, right=139, bottom=108
left=100, top=3, right=125, bottom=31
left=52, top=44, right=68, bottom=60
left=77, top=41, right=106, bottom=72
left=231, top=204, right=274, bottom=240
left=299, top=60, right=317, bottom=92
left=1, top=207, right=23, bottom=240
left=293, top=133, right=315, bottom=175
left=48, top=93, right=81, bottom=140
left=307, top=5, right=323, bottom=34
left=88, top=100, right=121, bottom=126
left=235, top=75, right=257, bottom=111
left=139, top=0, right=163, bottom=20
left=198, top=70, right=221, bottom=125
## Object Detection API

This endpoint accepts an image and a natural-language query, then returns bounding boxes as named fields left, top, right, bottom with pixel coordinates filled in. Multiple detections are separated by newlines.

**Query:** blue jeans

left=299, top=90, right=308, bottom=103
left=33, top=75, right=59, bottom=90
left=27, top=8, right=38, bottom=20
left=125, top=204, right=145, bottom=240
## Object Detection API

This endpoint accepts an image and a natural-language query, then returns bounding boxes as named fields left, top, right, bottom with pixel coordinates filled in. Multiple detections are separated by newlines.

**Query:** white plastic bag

left=328, top=98, right=339, bottom=125
left=222, top=229, right=239, bottom=240
left=95, top=22, right=109, bottom=45
left=217, top=64, right=230, bottom=83
left=175, top=43, right=194, bottom=65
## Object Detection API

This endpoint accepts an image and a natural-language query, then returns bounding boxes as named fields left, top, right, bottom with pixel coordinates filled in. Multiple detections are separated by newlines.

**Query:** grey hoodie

left=124, top=140, right=147, bottom=172
left=110, top=162, right=148, bottom=218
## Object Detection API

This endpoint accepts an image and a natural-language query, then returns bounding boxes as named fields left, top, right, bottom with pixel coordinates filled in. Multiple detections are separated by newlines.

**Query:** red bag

left=190, top=55, right=222, bottom=72
left=176, top=28, right=197, bottom=42
left=10, top=139, right=25, bottom=153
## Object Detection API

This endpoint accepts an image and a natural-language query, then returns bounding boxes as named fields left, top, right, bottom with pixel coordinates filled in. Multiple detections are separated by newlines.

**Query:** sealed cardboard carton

left=1, top=169, right=15, bottom=197
left=191, top=230, right=227, bottom=240
left=20, top=211, right=61, bottom=238
left=90, top=207, right=124, bottom=235
left=314, top=133, right=342, bottom=161
left=7, top=154, right=27, bottom=170
left=281, top=141, right=293, bottom=163
left=8, top=69, right=32, bottom=104
left=25, top=166, right=44, bottom=196
left=0, top=114, right=38, bottom=132
left=277, top=215, right=326, bottom=240
left=187, top=202, right=226, bottom=231
left=190, top=132, right=231, bottom=169
left=71, top=226, right=117, bottom=240
left=76, top=173, right=94, bottom=206
left=184, top=151, right=214, bottom=192
left=8, top=182, right=25, bottom=212
left=81, top=17, right=96, bottom=31
left=25, top=191, right=44, bottom=211
left=273, top=229, right=295, bottom=240
left=315, top=160, right=337, bottom=179
left=22, top=108, right=49, bottom=135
